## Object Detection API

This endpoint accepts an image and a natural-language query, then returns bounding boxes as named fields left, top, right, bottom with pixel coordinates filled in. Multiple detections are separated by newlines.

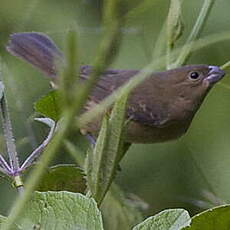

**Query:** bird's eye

left=189, top=71, right=200, bottom=80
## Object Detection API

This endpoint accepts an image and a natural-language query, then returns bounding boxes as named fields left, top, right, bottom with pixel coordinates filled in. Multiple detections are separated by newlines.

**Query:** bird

left=6, top=32, right=225, bottom=143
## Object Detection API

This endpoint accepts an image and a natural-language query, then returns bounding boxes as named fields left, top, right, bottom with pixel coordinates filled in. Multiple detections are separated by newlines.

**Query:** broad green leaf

left=102, top=184, right=144, bottom=230
left=182, top=205, right=230, bottom=230
left=17, top=191, right=104, bottom=230
left=34, top=90, right=61, bottom=121
left=133, top=209, right=191, bottom=230
left=167, top=0, right=184, bottom=48
left=37, top=164, right=86, bottom=193
left=86, top=92, right=129, bottom=205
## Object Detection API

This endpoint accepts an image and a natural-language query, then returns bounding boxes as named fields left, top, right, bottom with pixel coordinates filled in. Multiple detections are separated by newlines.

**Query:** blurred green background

left=0, top=0, right=230, bottom=220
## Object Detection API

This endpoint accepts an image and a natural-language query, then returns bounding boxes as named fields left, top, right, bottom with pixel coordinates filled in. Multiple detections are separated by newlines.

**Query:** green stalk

left=217, top=60, right=230, bottom=90
left=0, top=81, right=23, bottom=193
left=1, top=0, right=124, bottom=229
left=166, top=0, right=184, bottom=69
left=220, top=60, right=230, bottom=70
left=0, top=93, right=19, bottom=173
left=175, top=0, right=215, bottom=66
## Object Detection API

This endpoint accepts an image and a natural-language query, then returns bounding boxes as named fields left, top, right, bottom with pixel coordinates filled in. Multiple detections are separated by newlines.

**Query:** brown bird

left=6, top=32, right=225, bottom=143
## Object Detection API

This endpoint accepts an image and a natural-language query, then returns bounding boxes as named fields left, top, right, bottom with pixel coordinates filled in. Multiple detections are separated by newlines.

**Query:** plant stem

left=14, top=175, right=24, bottom=195
left=175, top=0, right=215, bottom=66
left=221, top=60, right=230, bottom=70
left=0, top=81, right=24, bottom=193
left=2, top=0, right=124, bottom=228
left=166, top=0, right=184, bottom=69
left=0, top=95, right=19, bottom=173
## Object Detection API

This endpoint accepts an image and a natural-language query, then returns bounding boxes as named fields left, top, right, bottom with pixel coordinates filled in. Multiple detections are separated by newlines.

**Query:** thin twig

left=0, top=82, right=20, bottom=173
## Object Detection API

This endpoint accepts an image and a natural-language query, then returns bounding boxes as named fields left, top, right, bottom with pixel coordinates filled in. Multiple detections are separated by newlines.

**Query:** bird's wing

left=80, top=66, right=169, bottom=127
left=80, top=65, right=139, bottom=102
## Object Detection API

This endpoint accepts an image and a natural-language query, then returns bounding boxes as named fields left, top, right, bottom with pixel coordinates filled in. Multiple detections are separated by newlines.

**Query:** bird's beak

left=206, top=66, right=225, bottom=84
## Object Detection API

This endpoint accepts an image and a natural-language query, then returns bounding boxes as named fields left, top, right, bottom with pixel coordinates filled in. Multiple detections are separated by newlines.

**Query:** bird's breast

left=125, top=118, right=192, bottom=143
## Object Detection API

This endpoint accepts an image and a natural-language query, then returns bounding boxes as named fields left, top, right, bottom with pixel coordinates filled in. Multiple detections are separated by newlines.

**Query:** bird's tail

left=6, top=32, right=63, bottom=79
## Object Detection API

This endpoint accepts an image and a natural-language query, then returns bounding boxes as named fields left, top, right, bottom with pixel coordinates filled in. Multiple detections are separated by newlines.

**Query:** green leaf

left=133, top=209, right=191, bottom=230
left=86, top=92, right=129, bottom=205
left=37, top=164, right=86, bottom=193
left=102, top=184, right=144, bottom=230
left=86, top=115, right=109, bottom=198
left=107, top=92, right=129, bottom=162
left=17, top=191, right=104, bottom=230
left=167, top=0, right=184, bottom=48
left=182, top=205, right=230, bottom=230
left=34, top=90, right=61, bottom=121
